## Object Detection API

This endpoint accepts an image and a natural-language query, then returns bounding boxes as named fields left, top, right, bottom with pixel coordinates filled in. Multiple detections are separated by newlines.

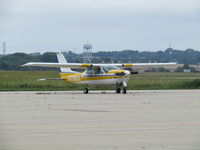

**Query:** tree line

left=0, top=48, right=200, bottom=71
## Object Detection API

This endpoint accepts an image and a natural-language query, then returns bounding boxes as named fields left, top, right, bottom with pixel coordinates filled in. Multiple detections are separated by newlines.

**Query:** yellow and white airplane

left=22, top=53, right=176, bottom=94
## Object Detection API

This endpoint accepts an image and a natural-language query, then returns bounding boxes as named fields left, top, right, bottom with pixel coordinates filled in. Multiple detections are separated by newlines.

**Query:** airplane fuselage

left=60, top=71, right=130, bottom=86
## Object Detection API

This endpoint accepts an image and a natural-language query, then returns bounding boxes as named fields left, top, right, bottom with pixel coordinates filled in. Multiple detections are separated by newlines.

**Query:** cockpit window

left=94, top=67, right=102, bottom=74
left=102, top=66, right=120, bottom=73
left=85, top=67, right=103, bottom=75
left=85, top=67, right=94, bottom=75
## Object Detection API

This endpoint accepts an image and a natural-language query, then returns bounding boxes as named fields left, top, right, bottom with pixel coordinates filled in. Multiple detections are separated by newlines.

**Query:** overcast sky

left=0, top=0, right=200, bottom=54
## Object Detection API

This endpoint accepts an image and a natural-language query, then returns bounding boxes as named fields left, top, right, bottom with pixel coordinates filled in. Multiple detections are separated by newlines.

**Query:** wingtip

left=21, top=63, right=28, bottom=67
left=21, top=64, right=27, bottom=67
left=21, top=63, right=32, bottom=67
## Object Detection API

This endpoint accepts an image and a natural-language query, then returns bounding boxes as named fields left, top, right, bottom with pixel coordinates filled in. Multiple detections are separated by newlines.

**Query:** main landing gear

left=116, top=88, right=121, bottom=93
left=83, top=88, right=89, bottom=94
left=116, top=87, right=127, bottom=94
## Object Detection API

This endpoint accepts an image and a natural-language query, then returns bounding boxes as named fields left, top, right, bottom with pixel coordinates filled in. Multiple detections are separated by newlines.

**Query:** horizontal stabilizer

left=37, top=78, right=64, bottom=81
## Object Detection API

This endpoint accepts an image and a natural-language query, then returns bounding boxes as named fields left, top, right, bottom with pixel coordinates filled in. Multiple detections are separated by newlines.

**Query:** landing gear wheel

left=83, top=88, right=89, bottom=94
left=116, top=88, right=121, bottom=93
left=122, top=88, right=127, bottom=94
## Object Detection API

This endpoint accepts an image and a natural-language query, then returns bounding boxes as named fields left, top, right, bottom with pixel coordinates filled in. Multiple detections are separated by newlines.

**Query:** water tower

left=83, top=42, right=92, bottom=63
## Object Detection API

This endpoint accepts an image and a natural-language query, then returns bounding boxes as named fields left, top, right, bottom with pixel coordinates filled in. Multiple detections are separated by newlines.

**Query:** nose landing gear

left=122, top=88, right=126, bottom=94
left=116, top=87, right=126, bottom=94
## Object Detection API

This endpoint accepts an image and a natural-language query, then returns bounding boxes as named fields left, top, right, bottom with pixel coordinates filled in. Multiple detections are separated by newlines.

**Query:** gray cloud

left=1, top=0, right=200, bottom=53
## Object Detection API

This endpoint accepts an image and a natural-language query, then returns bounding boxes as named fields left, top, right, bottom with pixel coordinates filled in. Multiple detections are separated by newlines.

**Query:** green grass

left=0, top=71, right=84, bottom=91
left=0, top=71, right=200, bottom=91
left=128, top=72, right=200, bottom=90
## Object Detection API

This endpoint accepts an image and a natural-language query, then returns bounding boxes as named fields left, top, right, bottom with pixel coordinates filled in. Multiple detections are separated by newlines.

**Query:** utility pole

left=3, top=42, right=6, bottom=55
left=169, top=43, right=171, bottom=49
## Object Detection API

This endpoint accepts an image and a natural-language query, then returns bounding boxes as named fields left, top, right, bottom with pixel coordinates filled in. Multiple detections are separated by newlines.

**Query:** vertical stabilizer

left=56, top=52, right=72, bottom=73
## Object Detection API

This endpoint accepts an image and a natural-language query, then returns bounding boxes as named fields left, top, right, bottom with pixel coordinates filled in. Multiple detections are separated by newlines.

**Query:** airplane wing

left=22, top=62, right=91, bottom=68
left=122, top=62, right=177, bottom=67
left=22, top=62, right=177, bottom=68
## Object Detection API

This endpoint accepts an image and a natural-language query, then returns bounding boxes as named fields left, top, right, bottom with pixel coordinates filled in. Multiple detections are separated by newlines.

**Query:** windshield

left=102, top=66, right=120, bottom=73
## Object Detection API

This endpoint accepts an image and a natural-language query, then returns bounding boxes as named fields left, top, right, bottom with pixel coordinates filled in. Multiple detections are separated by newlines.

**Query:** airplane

left=22, top=53, right=176, bottom=94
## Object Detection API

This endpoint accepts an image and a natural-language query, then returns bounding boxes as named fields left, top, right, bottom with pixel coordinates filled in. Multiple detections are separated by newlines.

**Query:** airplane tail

left=56, top=52, right=73, bottom=73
